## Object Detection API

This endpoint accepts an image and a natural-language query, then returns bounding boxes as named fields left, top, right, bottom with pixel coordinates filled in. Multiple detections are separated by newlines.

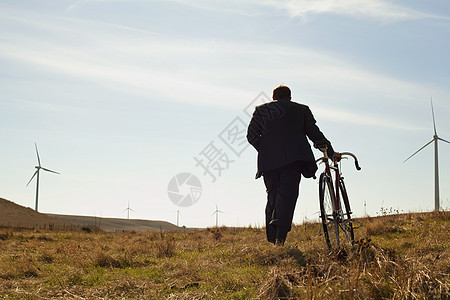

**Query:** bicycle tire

left=339, top=180, right=354, bottom=244
left=319, top=173, right=339, bottom=250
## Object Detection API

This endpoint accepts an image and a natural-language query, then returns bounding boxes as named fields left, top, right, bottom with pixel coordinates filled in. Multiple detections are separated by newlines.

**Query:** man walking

left=247, top=85, right=337, bottom=245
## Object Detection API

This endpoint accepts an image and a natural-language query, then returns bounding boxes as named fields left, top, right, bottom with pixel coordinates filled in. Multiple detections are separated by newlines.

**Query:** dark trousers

left=263, top=161, right=302, bottom=244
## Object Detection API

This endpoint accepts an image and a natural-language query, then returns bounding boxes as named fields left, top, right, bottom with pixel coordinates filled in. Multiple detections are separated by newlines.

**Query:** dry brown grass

left=0, top=211, right=448, bottom=299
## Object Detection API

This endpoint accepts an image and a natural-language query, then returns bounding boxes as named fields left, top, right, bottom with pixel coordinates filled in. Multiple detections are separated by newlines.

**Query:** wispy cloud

left=262, top=0, right=440, bottom=21
left=0, top=43, right=253, bottom=108
left=162, top=0, right=440, bottom=22
left=163, top=0, right=263, bottom=16
left=314, top=106, right=422, bottom=130
left=65, top=0, right=262, bottom=16
left=65, top=0, right=130, bottom=12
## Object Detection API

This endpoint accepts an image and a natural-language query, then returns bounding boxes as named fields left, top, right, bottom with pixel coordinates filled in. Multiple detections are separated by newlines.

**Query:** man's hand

left=333, top=152, right=342, bottom=162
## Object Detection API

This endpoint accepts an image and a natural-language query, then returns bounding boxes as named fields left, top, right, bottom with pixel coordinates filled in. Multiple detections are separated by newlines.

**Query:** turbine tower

left=212, top=204, right=224, bottom=227
left=404, top=99, right=450, bottom=211
left=26, top=143, right=60, bottom=212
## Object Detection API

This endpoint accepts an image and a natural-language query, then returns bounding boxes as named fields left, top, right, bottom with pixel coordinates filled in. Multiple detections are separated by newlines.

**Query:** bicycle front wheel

left=319, top=173, right=339, bottom=250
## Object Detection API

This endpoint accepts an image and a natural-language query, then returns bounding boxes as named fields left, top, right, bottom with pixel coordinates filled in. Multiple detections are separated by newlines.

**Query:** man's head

left=272, top=85, right=291, bottom=101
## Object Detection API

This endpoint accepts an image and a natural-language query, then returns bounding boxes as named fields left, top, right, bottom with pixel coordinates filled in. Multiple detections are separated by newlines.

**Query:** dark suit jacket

left=247, top=100, right=334, bottom=179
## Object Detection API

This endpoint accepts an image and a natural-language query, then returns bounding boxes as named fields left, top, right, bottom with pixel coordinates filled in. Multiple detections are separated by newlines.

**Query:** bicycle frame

left=319, top=153, right=342, bottom=212
left=318, top=152, right=359, bottom=208
left=317, top=149, right=360, bottom=250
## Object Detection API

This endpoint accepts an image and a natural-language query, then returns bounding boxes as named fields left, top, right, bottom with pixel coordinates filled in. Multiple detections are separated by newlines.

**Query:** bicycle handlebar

left=340, top=152, right=361, bottom=171
left=316, top=149, right=361, bottom=171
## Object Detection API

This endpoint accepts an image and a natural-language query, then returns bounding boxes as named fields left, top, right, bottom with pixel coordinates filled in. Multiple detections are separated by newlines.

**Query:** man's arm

left=247, top=107, right=263, bottom=151
left=304, top=106, right=336, bottom=158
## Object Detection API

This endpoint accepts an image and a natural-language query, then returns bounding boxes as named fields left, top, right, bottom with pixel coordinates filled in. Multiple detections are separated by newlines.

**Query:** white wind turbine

left=404, top=99, right=450, bottom=211
left=26, top=143, right=60, bottom=212
left=212, top=204, right=224, bottom=227
left=123, top=201, right=134, bottom=220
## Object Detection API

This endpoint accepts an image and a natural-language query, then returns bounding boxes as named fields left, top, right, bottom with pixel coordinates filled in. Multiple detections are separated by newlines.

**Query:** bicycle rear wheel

left=339, top=180, right=354, bottom=244
left=319, top=173, right=339, bottom=250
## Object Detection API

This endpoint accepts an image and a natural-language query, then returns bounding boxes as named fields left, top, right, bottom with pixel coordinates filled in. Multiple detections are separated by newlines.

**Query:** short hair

left=273, top=85, right=291, bottom=100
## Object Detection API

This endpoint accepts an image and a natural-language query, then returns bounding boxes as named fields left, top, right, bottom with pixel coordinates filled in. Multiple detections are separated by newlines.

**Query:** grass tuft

left=155, top=237, right=176, bottom=258
left=258, top=267, right=294, bottom=299
left=93, top=250, right=122, bottom=268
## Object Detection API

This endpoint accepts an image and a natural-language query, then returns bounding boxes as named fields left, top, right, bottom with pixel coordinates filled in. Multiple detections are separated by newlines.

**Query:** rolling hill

left=0, top=197, right=181, bottom=232
left=47, top=213, right=182, bottom=232
left=0, top=197, right=69, bottom=230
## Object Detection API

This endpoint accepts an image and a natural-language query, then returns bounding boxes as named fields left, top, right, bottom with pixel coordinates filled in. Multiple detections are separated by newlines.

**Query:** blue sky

left=1, top=0, right=449, bottom=228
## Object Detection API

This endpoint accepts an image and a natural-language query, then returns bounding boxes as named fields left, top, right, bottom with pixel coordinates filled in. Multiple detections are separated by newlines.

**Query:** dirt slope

left=0, top=197, right=69, bottom=229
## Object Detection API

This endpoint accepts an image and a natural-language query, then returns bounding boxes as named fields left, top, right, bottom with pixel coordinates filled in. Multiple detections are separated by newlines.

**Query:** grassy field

left=0, top=211, right=448, bottom=299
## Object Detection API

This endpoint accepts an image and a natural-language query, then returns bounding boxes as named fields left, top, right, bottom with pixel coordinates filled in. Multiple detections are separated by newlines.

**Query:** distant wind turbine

left=404, top=99, right=450, bottom=211
left=123, top=201, right=134, bottom=220
left=212, top=204, right=224, bottom=227
left=26, top=143, right=60, bottom=212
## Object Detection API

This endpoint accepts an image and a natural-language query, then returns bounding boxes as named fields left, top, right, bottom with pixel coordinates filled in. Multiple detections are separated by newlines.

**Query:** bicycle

left=317, top=147, right=361, bottom=251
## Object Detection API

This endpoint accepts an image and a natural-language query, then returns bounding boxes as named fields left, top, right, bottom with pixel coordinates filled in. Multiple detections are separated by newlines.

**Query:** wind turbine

left=26, top=143, right=60, bottom=212
left=123, top=201, right=134, bottom=220
left=404, top=99, right=450, bottom=211
left=212, top=204, right=224, bottom=227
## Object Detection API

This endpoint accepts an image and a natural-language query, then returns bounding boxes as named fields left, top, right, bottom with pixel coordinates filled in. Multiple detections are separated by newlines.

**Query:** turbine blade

left=438, top=137, right=450, bottom=144
left=431, top=98, right=437, bottom=136
left=41, top=167, right=60, bottom=174
left=403, top=139, right=434, bottom=163
left=35, top=143, right=41, bottom=167
left=26, top=170, right=38, bottom=186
